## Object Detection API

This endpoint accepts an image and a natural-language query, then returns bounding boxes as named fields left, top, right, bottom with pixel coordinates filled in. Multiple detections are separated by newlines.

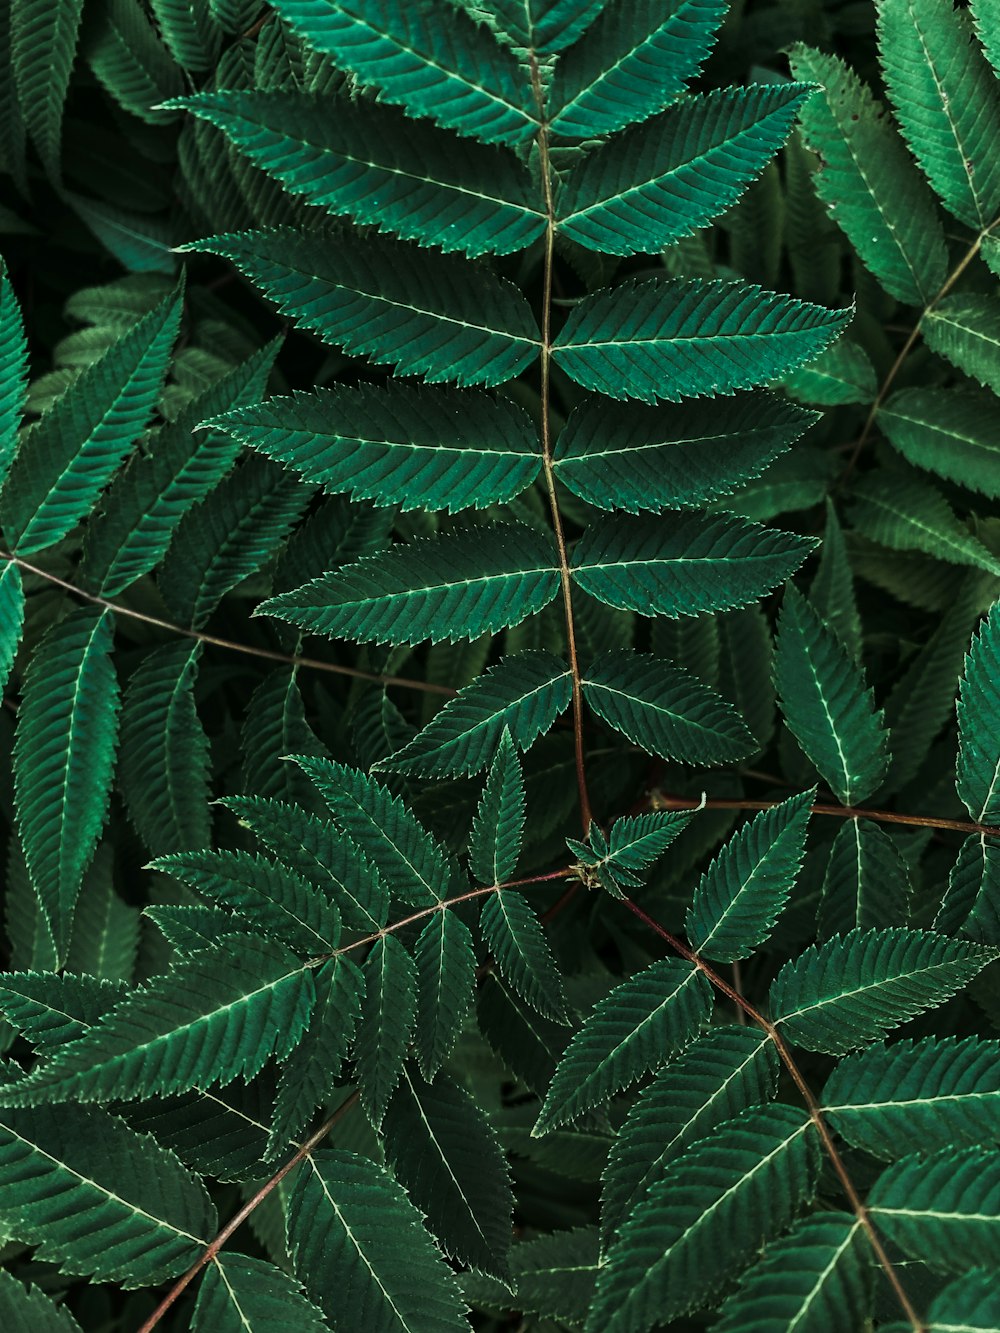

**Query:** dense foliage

left=0, top=0, right=999, bottom=1329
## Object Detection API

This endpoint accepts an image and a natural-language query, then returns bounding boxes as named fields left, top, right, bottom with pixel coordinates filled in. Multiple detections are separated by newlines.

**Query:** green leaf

left=906, top=1269, right=1000, bottom=1333
left=878, top=0, right=1000, bottom=228
left=0, top=256, right=28, bottom=489
left=573, top=513, right=815, bottom=618
left=784, top=336, right=877, bottom=406
left=481, top=889, right=569, bottom=1023
left=0, top=971, right=126, bottom=1049
left=0, top=286, right=182, bottom=554
left=5, top=937, right=315, bottom=1104
left=558, top=84, right=811, bottom=255
left=552, top=277, right=851, bottom=403
left=119, top=642, right=212, bottom=856
left=413, top=909, right=477, bottom=1081
left=187, top=229, right=539, bottom=388
left=568, top=810, right=692, bottom=898
left=957, top=601, right=1000, bottom=824
left=0, top=1270, right=83, bottom=1333
left=385, top=1066, right=513, bottom=1280
left=0, top=560, right=23, bottom=697
left=588, top=1104, right=818, bottom=1333
left=809, top=502, right=862, bottom=662
left=260, top=525, right=559, bottom=646
left=13, top=608, right=120, bottom=959
left=868, top=1147, right=1000, bottom=1273
left=935, top=833, right=1000, bottom=938
left=192, top=1254, right=329, bottom=1333
left=219, top=794, right=389, bottom=933
left=173, top=91, right=545, bottom=257
left=714, top=1213, right=872, bottom=1333
left=552, top=393, right=817, bottom=514
left=817, top=817, right=911, bottom=938
left=549, top=0, right=727, bottom=141
left=87, top=0, right=184, bottom=125
left=774, top=585, right=890, bottom=806
left=923, top=295, right=1000, bottom=396
left=10, top=0, right=84, bottom=178
left=469, top=730, right=526, bottom=885
left=121, top=1081, right=276, bottom=1185
left=787, top=45, right=947, bottom=305
left=823, top=1036, right=1000, bottom=1161
left=600, top=1025, right=779, bottom=1248
left=533, top=958, right=713, bottom=1133
left=770, top=927, right=996, bottom=1054
left=974, top=0, right=1000, bottom=78
left=482, top=0, right=607, bottom=53
left=151, top=848, right=342, bottom=956
left=268, top=0, right=537, bottom=147
left=240, top=667, right=327, bottom=804
left=294, top=755, right=453, bottom=906
left=848, top=466, right=1000, bottom=575
left=0, top=1100, right=215, bottom=1284
left=286, top=1149, right=470, bottom=1332
left=158, top=455, right=310, bottom=628
left=686, top=789, right=813, bottom=962
left=582, top=650, right=754, bottom=764
left=879, top=387, right=1000, bottom=499
left=211, top=382, right=540, bottom=515
left=79, top=339, right=280, bottom=596
left=356, top=934, right=417, bottom=1128
left=269, top=955, right=362, bottom=1153
left=377, top=652, right=571, bottom=778
left=149, top=0, right=220, bottom=73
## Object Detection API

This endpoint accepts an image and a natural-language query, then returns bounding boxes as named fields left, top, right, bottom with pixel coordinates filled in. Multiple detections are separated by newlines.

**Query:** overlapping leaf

left=879, top=387, right=1000, bottom=499
left=956, top=601, right=1000, bottom=825
left=469, top=731, right=526, bottom=885
left=192, top=1254, right=329, bottom=1333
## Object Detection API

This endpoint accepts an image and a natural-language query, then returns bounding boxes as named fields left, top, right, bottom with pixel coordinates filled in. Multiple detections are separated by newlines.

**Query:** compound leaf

left=481, top=889, right=569, bottom=1023
left=414, top=909, right=477, bottom=1081
left=355, top=934, right=417, bottom=1128
left=192, top=1254, right=329, bottom=1333
left=957, top=601, right=1000, bottom=824
left=469, top=730, right=526, bottom=885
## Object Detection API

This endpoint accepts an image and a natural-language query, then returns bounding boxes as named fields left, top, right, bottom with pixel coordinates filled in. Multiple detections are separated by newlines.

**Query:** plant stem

left=840, top=216, right=998, bottom=483
left=653, top=790, right=1000, bottom=839
left=1, top=550, right=454, bottom=697
left=136, top=1091, right=360, bottom=1333
left=530, top=57, right=592, bottom=835
left=620, top=896, right=926, bottom=1332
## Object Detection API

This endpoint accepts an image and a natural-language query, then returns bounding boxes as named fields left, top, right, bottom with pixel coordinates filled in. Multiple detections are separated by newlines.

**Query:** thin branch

left=136, top=1091, right=360, bottom=1333
left=653, top=790, right=1000, bottom=839
left=1, top=550, right=455, bottom=697
left=530, top=57, right=593, bottom=835
left=839, top=216, right=999, bottom=484
left=620, top=896, right=926, bottom=1333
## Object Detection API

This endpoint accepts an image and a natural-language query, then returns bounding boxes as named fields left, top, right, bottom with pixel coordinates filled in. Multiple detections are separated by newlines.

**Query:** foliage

left=0, top=0, right=999, bottom=1330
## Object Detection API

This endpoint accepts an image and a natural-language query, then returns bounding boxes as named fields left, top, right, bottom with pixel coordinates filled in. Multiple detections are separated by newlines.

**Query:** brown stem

left=653, top=790, right=1000, bottom=840
left=136, top=1091, right=360, bottom=1333
left=840, top=217, right=998, bottom=483
left=620, top=897, right=925, bottom=1332
left=530, top=58, right=592, bottom=834
left=2, top=550, right=454, bottom=697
